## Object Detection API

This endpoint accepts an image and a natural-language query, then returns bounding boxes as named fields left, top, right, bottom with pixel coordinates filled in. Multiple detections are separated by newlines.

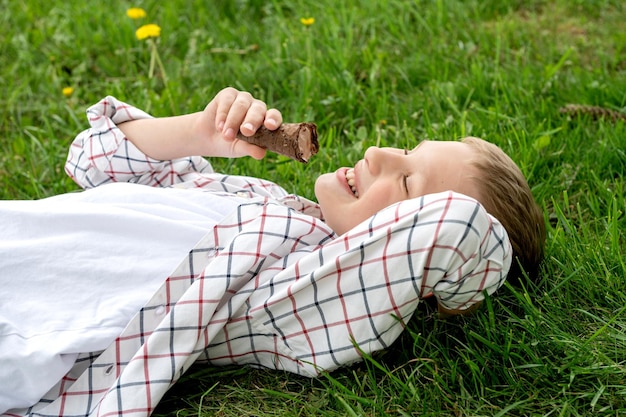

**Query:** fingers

left=232, top=99, right=267, bottom=137
left=212, top=88, right=246, bottom=139
left=213, top=88, right=282, bottom=141
left=264, top=108, right=282, bottom=131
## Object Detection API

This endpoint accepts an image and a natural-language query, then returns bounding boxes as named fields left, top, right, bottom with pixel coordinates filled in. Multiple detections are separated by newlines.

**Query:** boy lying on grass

left=0, top=88, right=545, bottom=416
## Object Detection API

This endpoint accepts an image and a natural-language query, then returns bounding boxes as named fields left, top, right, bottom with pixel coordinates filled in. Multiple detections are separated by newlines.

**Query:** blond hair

left=462, top=137, right=546, bottom=283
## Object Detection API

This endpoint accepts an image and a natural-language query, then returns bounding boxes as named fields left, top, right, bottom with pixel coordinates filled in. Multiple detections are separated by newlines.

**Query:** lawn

left=1, top=0, right=625, bottom=416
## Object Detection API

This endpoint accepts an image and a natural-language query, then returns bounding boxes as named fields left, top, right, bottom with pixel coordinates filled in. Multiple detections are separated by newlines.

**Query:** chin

left=313, top=174, right=333, bottom=202
left=313, top=174, right=325, bottom=197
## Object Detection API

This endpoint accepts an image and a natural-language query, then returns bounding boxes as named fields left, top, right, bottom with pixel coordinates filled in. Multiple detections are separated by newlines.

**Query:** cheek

left=359, top=184, right=401, bottom=214
left=314, top=177, right=404, bottom=235
left=335, top=187, right=402, bottom=233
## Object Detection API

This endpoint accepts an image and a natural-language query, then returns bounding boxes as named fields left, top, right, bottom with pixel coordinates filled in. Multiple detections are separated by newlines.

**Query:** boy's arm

left=66, top=88, right=282, bottom=189
left=246, top=192, right=512, bottom=376
left=117, top=88, right=282, bottom=161
left=65, top=97, right=215, bottom=189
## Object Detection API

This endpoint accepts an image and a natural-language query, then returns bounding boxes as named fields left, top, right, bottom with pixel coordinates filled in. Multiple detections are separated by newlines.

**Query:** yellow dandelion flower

left=136, top=23, right=161, bottom=40
left=62, top=87, right=74, bottom=97
left=300, top=17, right=315, bottom=26
left=126, top=8, right=147, bottom=19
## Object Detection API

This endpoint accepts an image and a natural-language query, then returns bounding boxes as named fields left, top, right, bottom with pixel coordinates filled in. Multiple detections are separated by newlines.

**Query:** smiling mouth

left=345, top=168, right=358, bottom=197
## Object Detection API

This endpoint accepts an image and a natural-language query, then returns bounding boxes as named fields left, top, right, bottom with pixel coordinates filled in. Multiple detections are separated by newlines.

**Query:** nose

left=363, top=146, right=401, bottom=176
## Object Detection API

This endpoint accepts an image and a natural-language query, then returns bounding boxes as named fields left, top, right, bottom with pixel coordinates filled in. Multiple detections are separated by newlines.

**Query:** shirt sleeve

left=204, top=191, right=512, bottom=376
left=64, top=96, right=214, bottom=189
left=418, top=193, right=512, bottom=311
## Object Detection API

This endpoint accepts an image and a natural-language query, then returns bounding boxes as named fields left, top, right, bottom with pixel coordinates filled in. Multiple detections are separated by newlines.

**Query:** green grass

left=2, top=0, right=625, bottom=415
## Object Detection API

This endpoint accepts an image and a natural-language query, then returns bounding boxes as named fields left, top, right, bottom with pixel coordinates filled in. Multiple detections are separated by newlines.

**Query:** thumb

left=232, top=140, right=267, bottom=160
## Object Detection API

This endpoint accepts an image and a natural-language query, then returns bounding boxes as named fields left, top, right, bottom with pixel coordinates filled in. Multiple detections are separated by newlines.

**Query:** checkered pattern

left=4, top=97, right=511, bottom=417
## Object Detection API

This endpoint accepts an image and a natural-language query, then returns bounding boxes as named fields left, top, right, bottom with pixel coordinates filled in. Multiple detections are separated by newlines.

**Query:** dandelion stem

left=148, top=39, right=157, bottom=79
left=153, top=42, right=168, bottom=85
left=149, top=39, right=175, bottom=113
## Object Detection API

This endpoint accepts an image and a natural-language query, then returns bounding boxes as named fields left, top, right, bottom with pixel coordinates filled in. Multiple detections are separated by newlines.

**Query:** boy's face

left=315, top=140, right=481, bottom=235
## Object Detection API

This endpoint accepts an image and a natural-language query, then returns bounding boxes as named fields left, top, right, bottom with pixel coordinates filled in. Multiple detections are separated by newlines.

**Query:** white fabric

left=0, top=183, right=243, bottom=411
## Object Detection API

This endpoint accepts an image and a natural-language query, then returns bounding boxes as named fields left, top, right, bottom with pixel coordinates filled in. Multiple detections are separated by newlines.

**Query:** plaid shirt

left=4, top=97, right=511, bottom=417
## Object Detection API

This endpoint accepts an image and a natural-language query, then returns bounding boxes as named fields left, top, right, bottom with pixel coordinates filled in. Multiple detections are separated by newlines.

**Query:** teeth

left=346, top=168, right=358, bottom=197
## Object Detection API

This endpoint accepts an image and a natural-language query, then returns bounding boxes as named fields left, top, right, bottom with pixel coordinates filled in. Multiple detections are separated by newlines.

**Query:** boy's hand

left=194, top=87, right=283, bottom=159
left=117, top=87, right=282, bottom=161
